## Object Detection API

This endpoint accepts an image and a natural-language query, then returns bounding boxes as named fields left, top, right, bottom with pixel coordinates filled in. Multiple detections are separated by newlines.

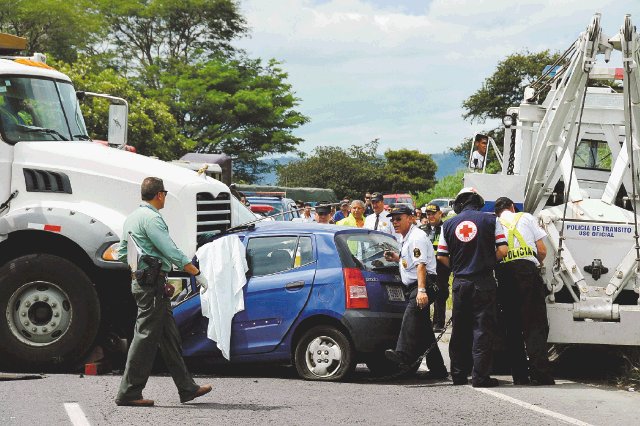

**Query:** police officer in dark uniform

left=420, top=203, right=451, bottom=332
left=437, top=188, right=508, bottom=387
left=383, top=205, right=448, bottom=379
left=494, top=197, right=555, bottom=385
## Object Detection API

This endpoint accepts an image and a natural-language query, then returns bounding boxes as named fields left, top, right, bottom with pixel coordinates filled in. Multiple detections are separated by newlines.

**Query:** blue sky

left=236, top=0, right=635, bottom=155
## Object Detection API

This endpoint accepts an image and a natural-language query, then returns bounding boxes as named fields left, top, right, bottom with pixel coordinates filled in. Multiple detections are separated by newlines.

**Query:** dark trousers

left=395, top=282, right=447, bottom=373
left=449, top=275, right=497, bottom=385
left=116, top=279, right=199, bottom=402
left=496, top=260, right=552, bottom=381
left=432, top=262, right=451, bottom=329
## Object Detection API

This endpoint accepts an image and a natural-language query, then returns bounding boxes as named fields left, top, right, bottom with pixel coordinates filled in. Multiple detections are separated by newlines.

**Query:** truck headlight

left=102, top=242, right=120, bottom=261
left=502, top=115, right=514, bottom=127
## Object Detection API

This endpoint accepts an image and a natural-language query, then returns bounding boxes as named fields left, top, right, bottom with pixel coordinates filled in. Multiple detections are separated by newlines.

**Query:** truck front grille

left=196, top=192, right=231, bottom=243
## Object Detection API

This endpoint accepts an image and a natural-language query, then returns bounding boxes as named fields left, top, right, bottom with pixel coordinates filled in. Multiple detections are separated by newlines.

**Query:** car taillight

left=343, top=268, right=369, bottom=309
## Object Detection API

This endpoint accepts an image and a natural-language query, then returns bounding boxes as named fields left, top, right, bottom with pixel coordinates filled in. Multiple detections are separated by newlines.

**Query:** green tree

left=152, top=57, right=308, bottom=182
left=54, top=58, right=191, bottom=160
left=384, top=149, right=437, bottom=193
left=0, top=0, right=103, bottom=63
left=276, top=141, right=388, bottom=200
left=95, top=0, right=247, bottom=73
left=414, top=171, right=464, bottom=208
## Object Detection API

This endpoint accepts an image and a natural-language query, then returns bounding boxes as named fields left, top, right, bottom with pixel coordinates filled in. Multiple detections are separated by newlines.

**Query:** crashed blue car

left=173, top=222, right=408, bottom=381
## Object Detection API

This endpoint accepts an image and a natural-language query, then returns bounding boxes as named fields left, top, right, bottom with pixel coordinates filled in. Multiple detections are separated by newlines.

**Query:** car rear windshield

left=335, top=231, right=399, bottom=272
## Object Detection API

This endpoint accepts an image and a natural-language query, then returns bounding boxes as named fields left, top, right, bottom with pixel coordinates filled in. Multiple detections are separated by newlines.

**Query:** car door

left=232, top=235, right=316, bottom=355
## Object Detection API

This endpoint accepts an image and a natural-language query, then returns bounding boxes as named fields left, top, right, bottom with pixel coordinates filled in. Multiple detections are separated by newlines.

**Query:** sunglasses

left=158, top=190, right=169, bottom=196
left=390, top=216, right=404, bottom=222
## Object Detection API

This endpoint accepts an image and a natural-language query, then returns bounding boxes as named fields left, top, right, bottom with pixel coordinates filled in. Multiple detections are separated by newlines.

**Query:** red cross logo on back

left=455, top=220, right=477, bottom=242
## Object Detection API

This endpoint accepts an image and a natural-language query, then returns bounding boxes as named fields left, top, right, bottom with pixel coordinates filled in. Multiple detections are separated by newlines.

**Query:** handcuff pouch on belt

left=134, top=255, right=163, bottom=287
left=425, top=275, right=439, bottom=303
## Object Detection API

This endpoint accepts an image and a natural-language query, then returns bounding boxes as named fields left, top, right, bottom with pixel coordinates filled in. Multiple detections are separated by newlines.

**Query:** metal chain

left=365, top=316, right=453, bottom=382
left=507, top=123, right=516, bottom=175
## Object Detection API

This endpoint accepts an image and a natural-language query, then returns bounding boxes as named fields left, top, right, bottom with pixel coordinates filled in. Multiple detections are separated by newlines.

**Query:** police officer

left=494, top=197, right=554, bottom=386
left=364, top=192, right=394, bottom=235
left=437, top=188, right=508, bottom=387
left=314, top=204, right=332, bottom=224
left=420, top=203, right=450, bottom=332
left=115, top=177, right=212, bottom=407
left=384, top=205, right=448, bottom=379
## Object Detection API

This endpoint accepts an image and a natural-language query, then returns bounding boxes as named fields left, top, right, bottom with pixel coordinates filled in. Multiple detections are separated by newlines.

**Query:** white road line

left=472, top=387, right=594, bottom=426
left=63, top=403, right=91, bottom=426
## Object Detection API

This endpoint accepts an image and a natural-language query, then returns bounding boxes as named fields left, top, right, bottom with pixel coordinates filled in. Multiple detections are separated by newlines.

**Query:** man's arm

left=416, top=263, right=428, bottom=308
left=437, top=255, right=450, bottom=267
left=535, top=239, right=547, bottom=263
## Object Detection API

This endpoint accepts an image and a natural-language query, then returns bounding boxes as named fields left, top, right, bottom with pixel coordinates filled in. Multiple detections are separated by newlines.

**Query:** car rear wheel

left=294, top=325, right=355, bottom=381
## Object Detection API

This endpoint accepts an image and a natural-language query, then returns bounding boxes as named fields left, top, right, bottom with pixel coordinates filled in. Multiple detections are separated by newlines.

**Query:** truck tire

left=294, top=325, right=356, bottom=381
left=0, top=254, right=100, bottom=370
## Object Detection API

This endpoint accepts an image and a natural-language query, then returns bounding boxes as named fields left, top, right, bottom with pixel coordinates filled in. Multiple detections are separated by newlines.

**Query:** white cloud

left=236, top=0, right=635, bottom=155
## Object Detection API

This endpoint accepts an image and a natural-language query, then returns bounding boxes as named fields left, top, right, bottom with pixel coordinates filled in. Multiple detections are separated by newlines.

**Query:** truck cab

left=0, top=38, right=254, bottom=370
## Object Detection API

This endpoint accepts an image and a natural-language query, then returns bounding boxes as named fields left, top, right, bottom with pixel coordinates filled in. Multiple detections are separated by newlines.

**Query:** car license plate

left=386, top=285, right=405, bottom=302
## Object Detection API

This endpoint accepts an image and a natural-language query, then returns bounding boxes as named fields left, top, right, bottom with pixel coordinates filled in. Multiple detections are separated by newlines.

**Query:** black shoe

left=419, top=369, right=449, bottom=380
left=472, top=378, right=499, bottom=388
left=530, top=376, right=555, bottom=386
left=452, top=377, right=468, bottom=385
left=385, top=349, right=411, bottom=366
left=513, top=377, right=530, bottom=385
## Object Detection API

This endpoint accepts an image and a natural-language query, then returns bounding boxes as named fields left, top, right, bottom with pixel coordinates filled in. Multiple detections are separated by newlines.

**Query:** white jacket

left=196, top=235, right=248, bottom=360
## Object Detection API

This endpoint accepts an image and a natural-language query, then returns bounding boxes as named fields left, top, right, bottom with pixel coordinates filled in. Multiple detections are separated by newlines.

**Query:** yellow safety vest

left=499, top=213, right=536, bottom=263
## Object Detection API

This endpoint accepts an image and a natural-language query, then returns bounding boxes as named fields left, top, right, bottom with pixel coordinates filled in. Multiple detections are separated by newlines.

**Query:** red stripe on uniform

left=44, top=224, right=61, bottom=232
left=437, top=245, right=448, bottom=250
left=495, top=234, right=505, bottom=240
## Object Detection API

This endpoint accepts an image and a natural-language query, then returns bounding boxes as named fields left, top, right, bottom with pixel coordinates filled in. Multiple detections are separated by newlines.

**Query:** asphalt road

left=1, top=340, right=638, bottom=426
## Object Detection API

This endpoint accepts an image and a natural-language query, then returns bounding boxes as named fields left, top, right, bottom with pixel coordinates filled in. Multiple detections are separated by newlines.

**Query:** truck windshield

left=0, top=77, right=88, bottom=145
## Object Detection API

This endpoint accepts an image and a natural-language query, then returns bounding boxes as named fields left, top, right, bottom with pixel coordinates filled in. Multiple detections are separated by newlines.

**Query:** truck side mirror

left=108, top=104, right=128, bottom=147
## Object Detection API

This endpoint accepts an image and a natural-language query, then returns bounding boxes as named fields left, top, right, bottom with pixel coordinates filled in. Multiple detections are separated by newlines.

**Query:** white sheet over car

left=196, top=235, right=248, bottom=360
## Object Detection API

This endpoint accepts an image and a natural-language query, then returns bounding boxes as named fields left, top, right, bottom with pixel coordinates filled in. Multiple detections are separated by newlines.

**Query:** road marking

left=64, top=403, right=91, bottom=426
left=473, top=387, right=594, bottom=426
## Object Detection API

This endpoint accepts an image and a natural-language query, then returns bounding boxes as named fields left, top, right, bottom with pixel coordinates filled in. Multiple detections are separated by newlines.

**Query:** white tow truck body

left=0, top=37, right=254, bottom=369
left=465, top=13, right=640, bottom=346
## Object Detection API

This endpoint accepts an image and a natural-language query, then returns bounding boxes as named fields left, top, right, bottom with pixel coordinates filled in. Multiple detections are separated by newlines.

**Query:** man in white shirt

left=300, top=203, right=315, bottom=223
left=469, top=134, right=488, bottom=170
left=364, top=192, right=394, bottom=235
left=494, top=197, right=554, bottom=386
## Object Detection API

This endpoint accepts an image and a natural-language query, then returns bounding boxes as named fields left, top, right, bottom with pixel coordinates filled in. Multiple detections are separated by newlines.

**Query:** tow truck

left=0, top=33, right=255, bottom=369
left=466, top=13, right=640, bottom=346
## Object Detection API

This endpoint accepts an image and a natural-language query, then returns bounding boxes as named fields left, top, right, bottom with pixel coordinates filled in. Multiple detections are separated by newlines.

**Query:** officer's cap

left=425, top=203, right=440, bottom=213
left=315, top=205, right=331, bottom=215
left=370, top=192, right=384, bottom=202
left=389, top=205, right=415, bottom=216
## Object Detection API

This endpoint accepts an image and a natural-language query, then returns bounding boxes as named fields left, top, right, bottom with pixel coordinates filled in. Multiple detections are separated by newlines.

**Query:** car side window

left=294, top=236, right=314, bottom=267
left=246, top=236, right=297, bottom=276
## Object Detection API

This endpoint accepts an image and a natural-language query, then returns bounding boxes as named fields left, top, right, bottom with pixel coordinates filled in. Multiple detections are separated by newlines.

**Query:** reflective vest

left=499, top=213, right=536, bottom=263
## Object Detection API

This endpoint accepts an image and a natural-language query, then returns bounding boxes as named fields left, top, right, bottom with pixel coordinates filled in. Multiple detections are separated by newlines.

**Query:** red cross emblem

left=455, top=220, right=477, bottom=242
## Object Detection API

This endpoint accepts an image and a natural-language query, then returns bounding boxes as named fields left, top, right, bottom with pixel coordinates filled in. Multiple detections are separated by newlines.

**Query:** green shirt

left=117, top=203, right=191, bottom=272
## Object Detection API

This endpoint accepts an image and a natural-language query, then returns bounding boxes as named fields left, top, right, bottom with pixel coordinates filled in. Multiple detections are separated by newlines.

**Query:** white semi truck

left=0, top=34, right=255, bottom=369
left=466, top=13, right=640, bottom=346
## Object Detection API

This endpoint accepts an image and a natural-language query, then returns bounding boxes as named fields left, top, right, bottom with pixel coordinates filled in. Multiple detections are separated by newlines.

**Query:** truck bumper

left=341, top=310, right=404, bottom=353
left=547, top=303, right=640, bottom=345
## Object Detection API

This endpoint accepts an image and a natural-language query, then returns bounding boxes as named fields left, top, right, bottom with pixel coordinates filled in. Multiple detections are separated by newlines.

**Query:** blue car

left=173, top=222, right=408, bottom=381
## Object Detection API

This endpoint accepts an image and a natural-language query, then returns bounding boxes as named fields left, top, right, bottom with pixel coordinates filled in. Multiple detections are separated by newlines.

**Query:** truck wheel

left=294, top=325, right=355, bottom=381
left=0, top=254, right=100, bottom=370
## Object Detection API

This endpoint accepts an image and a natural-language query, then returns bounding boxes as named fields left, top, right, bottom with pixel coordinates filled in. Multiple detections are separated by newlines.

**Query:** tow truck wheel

left=294, top=325, right=356, bottom=381
left=0, top=254, right=100, bottom=370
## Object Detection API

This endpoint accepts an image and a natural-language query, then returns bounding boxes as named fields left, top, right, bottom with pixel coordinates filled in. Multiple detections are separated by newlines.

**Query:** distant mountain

left=255, top=152, right=464, bottom=185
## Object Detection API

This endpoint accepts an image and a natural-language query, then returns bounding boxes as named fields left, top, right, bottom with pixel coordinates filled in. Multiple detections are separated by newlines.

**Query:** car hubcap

left=7, top=281, right=72, bottom=346
left=305, top=335, right=343, bottom=378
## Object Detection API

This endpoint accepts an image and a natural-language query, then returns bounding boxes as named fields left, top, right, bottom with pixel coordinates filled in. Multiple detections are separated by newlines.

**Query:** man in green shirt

left=115, top=177, right=212, bottom=407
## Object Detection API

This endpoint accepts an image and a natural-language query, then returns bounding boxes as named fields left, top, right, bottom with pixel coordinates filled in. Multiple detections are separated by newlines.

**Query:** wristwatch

left=417, top=288, right=427, bottom=293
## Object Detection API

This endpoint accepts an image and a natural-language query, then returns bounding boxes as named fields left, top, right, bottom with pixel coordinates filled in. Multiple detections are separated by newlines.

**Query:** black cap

left=315, top=205, right=331, bottom=215
left=425, top=203, right=440, bottom=213
left=370, top=192, right=384, bottom=202
left=389, top=205, right=415, bottom=216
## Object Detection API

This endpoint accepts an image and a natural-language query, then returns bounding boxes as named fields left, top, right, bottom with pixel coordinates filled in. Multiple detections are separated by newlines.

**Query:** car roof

left=227, top=221, right=380, bottom=238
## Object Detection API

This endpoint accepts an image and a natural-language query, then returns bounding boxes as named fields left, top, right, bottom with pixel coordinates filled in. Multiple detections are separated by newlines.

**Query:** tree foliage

left=414, top=171, right=464, bottom=208
left=95, top=0, right=247, bottom=72
left=462, top=50, right=560, bottom=123
left=276, top=141, right=437, bottom=199
left=384, top=149, right=436, bottom=193
left=0, top=0, right=103, bottom=63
